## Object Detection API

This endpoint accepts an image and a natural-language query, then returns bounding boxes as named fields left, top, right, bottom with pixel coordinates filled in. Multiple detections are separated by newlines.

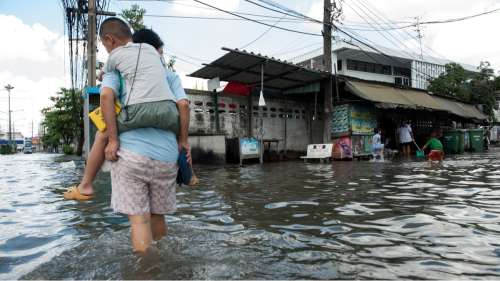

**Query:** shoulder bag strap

left=123, top=43, right=142, bottom=120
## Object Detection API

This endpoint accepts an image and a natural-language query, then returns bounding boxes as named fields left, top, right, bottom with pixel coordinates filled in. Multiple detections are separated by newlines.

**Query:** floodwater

left=1, top=149, right=500, bottom=280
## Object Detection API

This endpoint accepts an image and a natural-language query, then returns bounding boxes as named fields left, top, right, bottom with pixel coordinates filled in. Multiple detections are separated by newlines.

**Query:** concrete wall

left=186, top=90, right=318, bottom=156
left=188, top=134, right=226, bottom=164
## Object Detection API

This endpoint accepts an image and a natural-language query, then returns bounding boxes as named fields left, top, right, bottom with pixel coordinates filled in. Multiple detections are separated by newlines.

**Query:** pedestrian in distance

left=397, top=121, right=414, bottom=158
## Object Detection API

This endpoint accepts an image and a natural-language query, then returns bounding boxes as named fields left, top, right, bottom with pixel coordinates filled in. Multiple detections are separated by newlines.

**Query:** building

left=0, top=131, right=25, bottom=146
left=292, top=41, right=477, bottom=90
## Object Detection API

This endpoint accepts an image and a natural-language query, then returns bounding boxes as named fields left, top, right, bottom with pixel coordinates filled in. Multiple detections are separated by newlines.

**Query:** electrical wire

left=239, top=15, right=286, bottom=49
left=191, top=0, right=322, bottom=37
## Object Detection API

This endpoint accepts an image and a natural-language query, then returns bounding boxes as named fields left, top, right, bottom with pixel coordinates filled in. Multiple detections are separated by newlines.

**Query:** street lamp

left=4, top=84, right=14, bottom=148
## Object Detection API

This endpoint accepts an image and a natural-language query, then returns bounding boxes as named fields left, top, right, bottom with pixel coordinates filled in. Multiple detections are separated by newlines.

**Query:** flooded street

left=1, top=150, right=500, bottom=279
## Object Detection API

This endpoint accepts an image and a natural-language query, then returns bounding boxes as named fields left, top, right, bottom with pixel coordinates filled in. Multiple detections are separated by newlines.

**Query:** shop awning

left=433, top=96, right=488, bottom=120
left=346, top=80, right=487, bottom=120
left=190, top=47, right=329, bottom=92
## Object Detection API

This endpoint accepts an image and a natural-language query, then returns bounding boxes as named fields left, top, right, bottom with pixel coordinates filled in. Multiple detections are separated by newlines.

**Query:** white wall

left=187, top=91, right=313, bottom=152
left=411, top=61, right=446, bottom=90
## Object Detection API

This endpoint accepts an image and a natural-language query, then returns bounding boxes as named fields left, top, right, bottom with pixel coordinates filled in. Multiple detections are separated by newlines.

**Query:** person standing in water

left=398, top=121, right=414, bottom=158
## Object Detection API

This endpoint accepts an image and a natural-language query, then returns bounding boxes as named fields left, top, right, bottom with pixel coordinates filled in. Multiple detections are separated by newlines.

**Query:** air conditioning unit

left=395, top=76, right=410, bottom=86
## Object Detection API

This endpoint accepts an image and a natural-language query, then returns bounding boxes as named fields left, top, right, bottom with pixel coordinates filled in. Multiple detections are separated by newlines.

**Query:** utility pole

left=322, top=0, right=333, bottom=143
left=83, top=0, right=97, bottom=158
left=323, top=0, right=333, bottom=143
left=415, top=16, right=424, bottom=60
left=4, top=84, right=14, bottom=146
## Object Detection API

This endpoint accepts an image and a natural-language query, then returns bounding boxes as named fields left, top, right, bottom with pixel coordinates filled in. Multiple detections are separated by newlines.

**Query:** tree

left=470, top=61, right=498, bottom=120
left=122, top=4, right=146, bottom=31
left=428, top=62, right=499, bottom=121
left=427, top=63, right=471, bottom=101
left=41, top=88, right=83, bottom=155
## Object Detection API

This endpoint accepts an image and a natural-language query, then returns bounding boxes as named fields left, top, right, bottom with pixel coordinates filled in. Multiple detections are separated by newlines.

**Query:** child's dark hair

left=99, top=17, right=132, bottom=39
left=132, top=29, right=164, bottom=50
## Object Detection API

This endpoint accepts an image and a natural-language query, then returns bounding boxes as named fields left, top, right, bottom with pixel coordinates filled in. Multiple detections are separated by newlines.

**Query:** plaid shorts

left=110, top=149, right=178, bottom=215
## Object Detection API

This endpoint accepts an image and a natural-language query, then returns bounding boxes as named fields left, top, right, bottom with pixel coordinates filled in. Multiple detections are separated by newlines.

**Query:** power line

left=143, top=13, right=306, bottom=23
left=191, top=0, right=322, bottom=37
left=239, top=15, right=286, bottom=49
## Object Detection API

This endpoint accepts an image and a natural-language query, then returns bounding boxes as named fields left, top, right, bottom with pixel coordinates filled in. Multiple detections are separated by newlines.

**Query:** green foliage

left=41, top=88, right=83, bottom=154
left=427, top=63, right=471, bottom=101
left=63, top=144, right=74, bottom=155
left=469, top=61, right=498, bottom=120
left=428, top=62, right=500, bottom=121
left=122, top=4, right=146, bottom=31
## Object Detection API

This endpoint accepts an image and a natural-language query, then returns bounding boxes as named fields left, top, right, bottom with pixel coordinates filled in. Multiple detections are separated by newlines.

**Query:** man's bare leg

left=78, top=131, right=108, bottom=195
left=150, top=214, right=167, bottom=241
left=129, top=214, right=153, bottom=253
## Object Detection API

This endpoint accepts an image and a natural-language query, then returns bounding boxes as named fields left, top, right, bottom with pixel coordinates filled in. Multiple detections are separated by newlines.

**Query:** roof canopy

left=346, top=80, right=488, bottom=120
left=190, top=48, right=329, bottom=92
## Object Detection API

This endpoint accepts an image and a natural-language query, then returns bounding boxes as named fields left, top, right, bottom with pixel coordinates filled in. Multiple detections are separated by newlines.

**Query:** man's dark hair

left=132, top=29, right=164, bottom=50
left=99, top=17, right=132, bottom=39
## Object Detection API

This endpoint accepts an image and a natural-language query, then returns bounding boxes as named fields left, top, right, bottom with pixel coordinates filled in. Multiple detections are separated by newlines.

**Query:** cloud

left=0, top=15, right=62, bottom=62
left=0, top=15, right=69, bottom=137
left=303, top=0, right=500, bottom=69
left=170, top=0, right=240, bottom=16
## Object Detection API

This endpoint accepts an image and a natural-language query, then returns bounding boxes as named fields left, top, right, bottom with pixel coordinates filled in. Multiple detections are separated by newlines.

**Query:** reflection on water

left=1, top=149, right=500, bottom=279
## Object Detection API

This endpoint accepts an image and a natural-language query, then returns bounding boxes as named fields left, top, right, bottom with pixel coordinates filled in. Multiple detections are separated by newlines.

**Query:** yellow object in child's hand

left=89, top=101, right=121, bottom=132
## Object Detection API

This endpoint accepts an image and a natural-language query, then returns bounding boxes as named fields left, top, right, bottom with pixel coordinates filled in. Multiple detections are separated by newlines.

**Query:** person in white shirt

left=372, top=128, right=384, bottom=160
left=398, top=122, right=414, bottom=157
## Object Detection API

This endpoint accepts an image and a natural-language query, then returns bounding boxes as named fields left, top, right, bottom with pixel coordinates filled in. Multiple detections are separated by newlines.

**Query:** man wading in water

left=97, top=20, right=190, bottom=253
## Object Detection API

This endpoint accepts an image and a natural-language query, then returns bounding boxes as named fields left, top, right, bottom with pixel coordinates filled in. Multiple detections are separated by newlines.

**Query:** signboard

left=330, top=104, right=350, bottom=137
left=351, top=105, right=377, bottom=135
left=240, top=137, right=260, bottom=156
left=333, top=136, right=353, bottom=160
left=239, top=137, right=261, bottom=165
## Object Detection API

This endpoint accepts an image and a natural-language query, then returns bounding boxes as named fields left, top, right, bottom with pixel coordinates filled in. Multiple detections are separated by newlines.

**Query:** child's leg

left=78, top=131, right=108, bottom=195
left=150, top=214, right=167, bottom=241
left=129, top=214, right=153, bottom=253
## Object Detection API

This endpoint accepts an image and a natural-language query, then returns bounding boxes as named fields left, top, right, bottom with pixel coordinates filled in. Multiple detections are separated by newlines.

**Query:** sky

left=1, top=0, right=499, bottom=137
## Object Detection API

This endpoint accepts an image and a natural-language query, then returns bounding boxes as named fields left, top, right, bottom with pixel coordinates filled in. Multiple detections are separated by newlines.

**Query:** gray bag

left=117, top=100, right=179, bottom=134
left=117, top=44, right=179, bottom=134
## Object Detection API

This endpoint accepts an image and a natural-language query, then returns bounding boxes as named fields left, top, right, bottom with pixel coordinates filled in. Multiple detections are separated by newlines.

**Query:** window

left=337, top=60, right=342, bottom=71
left=393, top=67, right=411, bottom=77
left=347, top=59, right=392, bottom=75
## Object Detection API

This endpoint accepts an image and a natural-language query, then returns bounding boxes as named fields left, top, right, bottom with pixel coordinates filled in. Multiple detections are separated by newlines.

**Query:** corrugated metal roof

left=190, top=47, right=329, bottom=91
left=346, top=80, right=487, bottom=120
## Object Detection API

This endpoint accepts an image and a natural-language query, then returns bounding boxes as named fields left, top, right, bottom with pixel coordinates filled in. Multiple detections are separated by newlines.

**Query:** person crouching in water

left=422, top=130, right=444, bottom=162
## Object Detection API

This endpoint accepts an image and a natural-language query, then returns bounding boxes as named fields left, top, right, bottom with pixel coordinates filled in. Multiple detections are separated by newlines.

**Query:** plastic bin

left=457, top=130, right=465, bottom=154
left=469, top=129, right=484, bottom=153
left=442, top=130, right=460, bottom=154
left=462, top=129, right=470, bottom=151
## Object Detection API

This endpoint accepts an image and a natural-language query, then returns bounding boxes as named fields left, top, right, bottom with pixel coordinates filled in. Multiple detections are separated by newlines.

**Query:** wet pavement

left=1, top=149, right=500, bottom=279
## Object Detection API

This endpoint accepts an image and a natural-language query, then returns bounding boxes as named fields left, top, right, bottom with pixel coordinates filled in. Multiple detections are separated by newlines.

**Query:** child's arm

left=101, top=87, right=119, bottom=161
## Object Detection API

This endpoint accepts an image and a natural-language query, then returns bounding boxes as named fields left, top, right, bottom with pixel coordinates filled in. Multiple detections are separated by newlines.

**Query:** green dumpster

left=462, top=129, right=470, bottom=151
left=469, top=129, right=484, bottom=152
left=442, top=130, right=460, bottom=154
left=457, top=130, right=465, bottom=154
